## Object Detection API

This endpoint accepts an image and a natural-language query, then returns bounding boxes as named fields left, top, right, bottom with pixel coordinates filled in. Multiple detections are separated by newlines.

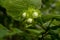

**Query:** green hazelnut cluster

left=22, top=7, right=41, bottom=23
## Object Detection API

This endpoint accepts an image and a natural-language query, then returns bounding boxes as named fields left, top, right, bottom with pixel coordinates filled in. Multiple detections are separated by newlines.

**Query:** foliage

left=0, top=0, right=60, bottom=40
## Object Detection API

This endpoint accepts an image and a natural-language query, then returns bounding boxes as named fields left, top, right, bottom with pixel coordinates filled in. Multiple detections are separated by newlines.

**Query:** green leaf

left=48, top=30, right=60, bottom=40
left=51, top=20, right=60, bottom=26
left=50, top=25, right=60, bottom=30
left=54, top=15, right=60, bottom=21
left=27, top=29, right=44, bottom=35
left=7, top=28, right=23, bottom=36
left=0, top=24, right=9, bottom=38
left=0, top=0, right=41, bottom=20
left=41, top=14, right=60, bottom=23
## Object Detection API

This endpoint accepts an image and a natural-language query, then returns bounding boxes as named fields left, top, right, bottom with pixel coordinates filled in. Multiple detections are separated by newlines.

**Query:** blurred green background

left=0, top=0, right=60, bottom=40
